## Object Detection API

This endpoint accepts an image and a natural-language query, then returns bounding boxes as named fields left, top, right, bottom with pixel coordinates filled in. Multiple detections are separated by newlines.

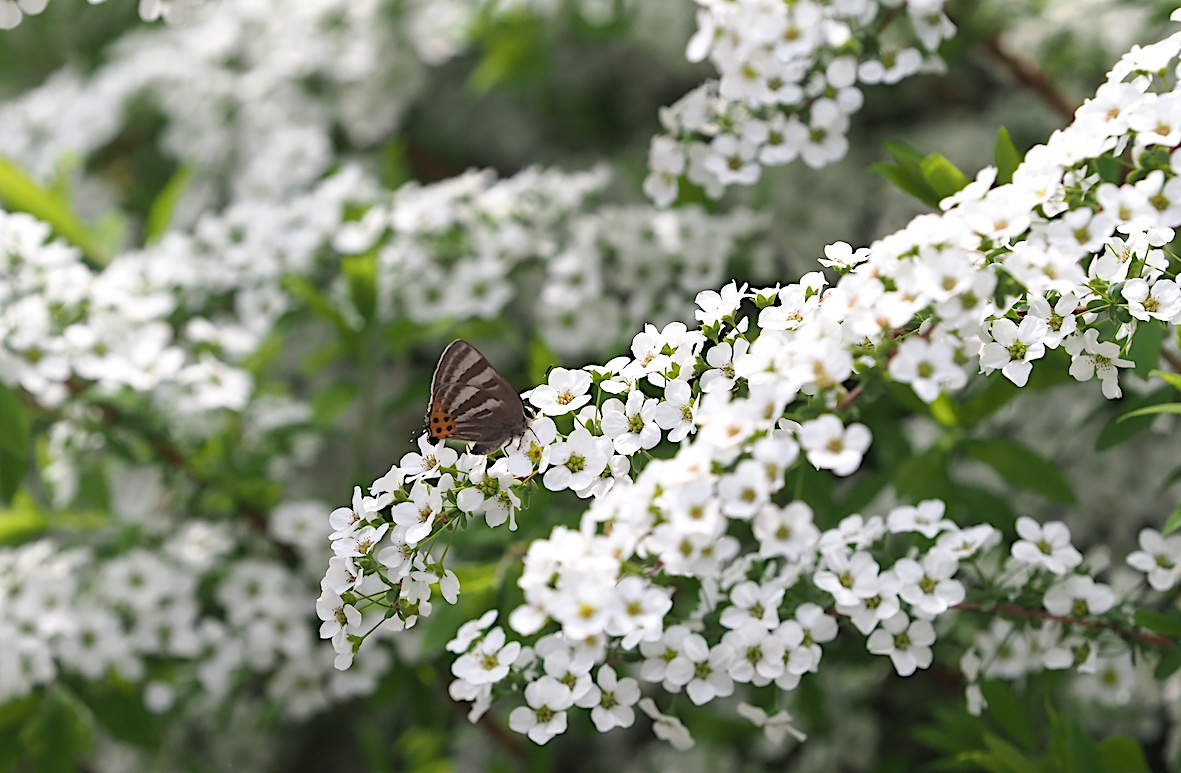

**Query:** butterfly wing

left=426, top=340, right=529, bottom=454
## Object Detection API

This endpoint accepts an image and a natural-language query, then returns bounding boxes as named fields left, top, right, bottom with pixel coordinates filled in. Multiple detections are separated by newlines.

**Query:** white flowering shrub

left=3, top=1, right=1181, bottom=772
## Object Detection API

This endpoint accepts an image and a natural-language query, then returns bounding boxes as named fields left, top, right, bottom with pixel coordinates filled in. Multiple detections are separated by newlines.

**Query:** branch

left=954, top=601, right=1172, bottom=649
left=982, top=36, right=1077, bottom=126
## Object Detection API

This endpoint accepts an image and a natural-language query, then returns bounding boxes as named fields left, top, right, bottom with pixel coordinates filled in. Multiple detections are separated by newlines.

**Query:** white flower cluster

left=644, top=0, right=957, bottom=205
left=0, top=0, right=208, bottom=29
left=0, top=0, right=423, bottom=198
left=328, top=27, right=1181, bottom=749
left=957, top=516, right=1168, bottom=716
left=0, top=165, right=367, bottom=418
left=0, top=507, right=385, bottom=720
left=334, top=167, right=768, bottom=357
left=0, top=207, right=251, bottom=414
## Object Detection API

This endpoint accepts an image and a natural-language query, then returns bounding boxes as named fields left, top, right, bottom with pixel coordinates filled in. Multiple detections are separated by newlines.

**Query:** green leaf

left=982, top=682, right=1035, bottom=751
left=1097, top=736, right=1150, bottom=773
left=342, top=251, right=378, bottom=324
left=143, top=163, right=194, bottom=244
left=955, top=483, right=1018, bottom=533
left=1154, top=646, right=1181, bottom=680
left=994, top=127, right=1021, bottom=185
left=928, top=392, right=960, bottom=428
left=0, top=381, right=30, bottom=458
left=0, top=156, right=107, bottom=263
left=1133, top=609, right=1181, bottom=638
left=978, top=732, right=1040, bottom=773
left=282, top=276, right=357, bottom=342
left=528, top=334, right=558, bottom=387
left=1163, top=500, right=1181, bottom=536
left=1127, top=320, right=1165, bottom=378
left=1116, top=402, right=1181, bottom=421
left=958, top=376, right=1019, bottom=427
left=894, top=446, right=954, bottom=501
left=964, top=438, right=1075, bottom=503
left=1095, top=386, right=1174, bottom=451
left=311, top=382, right=358, bottom=427
left=0, top=449, right=26, bottom=505
left=468, top=12, right=548, bottom=92
left=920, top=153, right=969, bottom=201
left=1149, top=369, right=1181, bottom=392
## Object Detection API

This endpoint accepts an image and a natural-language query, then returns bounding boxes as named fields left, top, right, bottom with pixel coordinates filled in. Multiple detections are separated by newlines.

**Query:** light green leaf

left=0, top=156, right=107, bottom=263
left=920, top=153, right=969, bottom=201
left=143, top=164, right=194, bottom=244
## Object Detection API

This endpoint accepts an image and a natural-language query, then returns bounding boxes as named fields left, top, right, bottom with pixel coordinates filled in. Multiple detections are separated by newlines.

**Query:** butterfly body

left=426, top=340, right=531, bottom=455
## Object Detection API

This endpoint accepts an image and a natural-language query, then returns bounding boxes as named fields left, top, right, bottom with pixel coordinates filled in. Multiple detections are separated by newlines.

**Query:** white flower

left=316, top=589, right=362, bottom=648
left=664, top=633, right=735, bottom=705
left=818, top=241, right=868, bottom=271
left=719, top=581, right=784, bottom=630
left=574, top=665, right=641, bottom=732
left=797, top=415, right=871, bottom=476
left=1010, top=517, right=1083, bottom=575
left=753, top=501, right=820, bottom=560
left=451, top=627, right=521, bottom=685
left=866, top=611, right=936, bottom=677
left=1043, top=574, right=1115, bottom=617
left=695, top=281, right=748, bottom=326
left=446, top=610, right=498, bottom=654
left=1127, top=528, right=1181, bottom=591
left=893, top=553, right=965, bottom=618
left=638, top=698, right=695, bottom=751
left=888, top=337, right=966, bottom=402
left=508, top=676, right=574, bottom=745
left=736, top=702, right=807, bottom=745
left=1063, top=328, right=1134, bottom=399
left=529, top=368, right=592, bottom=416
left=653, top=379, right=697, bottom=442
left=600, top=390, right=662, bottom=455
left=543, top=427, right=610, bottom=492
left=814, top=550, right=881, bottom=607
left=390, top=479, right=443, bottom=545
left=979, top=316, right=1048, bottom=387
left=1122, top=277, right=1181, bottom=322
left=886, top=500, right=954, bottom=538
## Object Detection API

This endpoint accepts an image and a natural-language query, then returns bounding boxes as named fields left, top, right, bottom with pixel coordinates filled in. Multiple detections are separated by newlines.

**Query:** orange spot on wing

left=429, top=404, right=455, bottom=439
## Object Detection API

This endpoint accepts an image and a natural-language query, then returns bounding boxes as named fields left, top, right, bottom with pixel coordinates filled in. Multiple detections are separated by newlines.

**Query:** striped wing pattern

left=425, top=340, right=529, bottom=454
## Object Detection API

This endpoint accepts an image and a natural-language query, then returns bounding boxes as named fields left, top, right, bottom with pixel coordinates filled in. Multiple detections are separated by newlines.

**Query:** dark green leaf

left=1133, top=609, right=1181, bottom=638
left=0, top=449, right=26, bottom=505
left=964, top=438, right=1075, bottom=503
left=1154, top=646, right=1181, bottom=679
left=1097, top=736, right=1150, bottom=773
left=895, top=446, right=953, bottom=501
left=982, top=681, right=1035, bottom=751
left=0, top=381, right=30, bottom=457
left=143, top=163, right=194, bottom=244
left=994, top=127, right=1021, bottom=185
left=978, top=732, right=1040, bottom=773
left=1127, top=320, right=1165, bottom=378
left=1095, top=386, right=1174, bottom=451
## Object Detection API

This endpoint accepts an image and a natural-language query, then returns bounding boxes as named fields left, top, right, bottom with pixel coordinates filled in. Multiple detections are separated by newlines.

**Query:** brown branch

left=954, top=601, right=1172, bottom=649
left=1161, top=348, right=1181, bottom=374
left=982, top=36, right=1077, bottom=125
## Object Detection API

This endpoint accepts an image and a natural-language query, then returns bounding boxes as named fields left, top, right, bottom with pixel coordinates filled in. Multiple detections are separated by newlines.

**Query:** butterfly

left=424, top=339, right=532, bottom=455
